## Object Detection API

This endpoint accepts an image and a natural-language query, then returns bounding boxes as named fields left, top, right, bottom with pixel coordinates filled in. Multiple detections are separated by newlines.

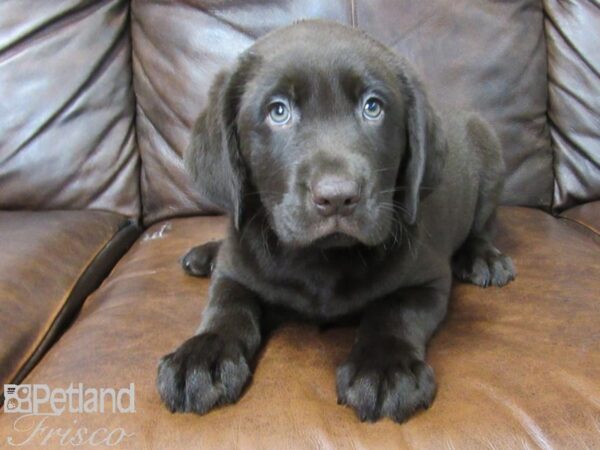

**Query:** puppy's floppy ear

left=184, top=53, right=257, bottom=229
left=396, top=62, right=447, bottom=225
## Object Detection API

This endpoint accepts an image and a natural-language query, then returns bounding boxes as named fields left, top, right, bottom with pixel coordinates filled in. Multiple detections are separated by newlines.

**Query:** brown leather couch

left=1, top=1, right=598, bottom=448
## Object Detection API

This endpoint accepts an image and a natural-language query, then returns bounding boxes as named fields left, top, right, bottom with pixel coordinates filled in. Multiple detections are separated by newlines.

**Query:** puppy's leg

left=157, top=275, right=261, bottom=414
left=452, top=212, right=515, bottom=287
left=452, top=117, right=516, bottom=287
left=337, top=282, right=449, bottom=423
left=180, top=240, right=222, bottom=277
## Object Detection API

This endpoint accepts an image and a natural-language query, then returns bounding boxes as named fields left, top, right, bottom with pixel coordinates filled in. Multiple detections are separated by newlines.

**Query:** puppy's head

left=186, top=20, right=446, bottom=248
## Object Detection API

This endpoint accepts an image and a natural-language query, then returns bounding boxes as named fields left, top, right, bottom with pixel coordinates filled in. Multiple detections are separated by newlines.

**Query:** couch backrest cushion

left=0, top=0, right=139, bottom=217
left=133, top=0, right=553, bottom=224
left=357, top=0, right=553, bottom=208
left=544, top=0, right=600, bottom=211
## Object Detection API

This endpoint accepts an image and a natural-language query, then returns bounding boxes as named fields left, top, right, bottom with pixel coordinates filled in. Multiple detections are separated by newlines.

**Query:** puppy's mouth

left=306, top=216, right=365, bottom=248
left=313, top=232, right=359, bottom=248
left=271, top=198, right=392, bottom=248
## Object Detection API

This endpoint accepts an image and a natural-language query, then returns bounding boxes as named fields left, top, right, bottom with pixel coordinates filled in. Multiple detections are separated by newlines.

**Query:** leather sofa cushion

left=3, top=207, right=598, bottom=448
left=0, top=0, right=140, bottom=217
left=132, top=0, right=553, bottom=225
left=0, top=211, right=138, bottom=389
left=545, top=0, right=600, bottom=210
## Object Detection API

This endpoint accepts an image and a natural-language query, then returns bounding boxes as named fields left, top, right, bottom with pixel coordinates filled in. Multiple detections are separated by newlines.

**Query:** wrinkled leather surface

left=0, top=211, right=134, bottom=388
left=132, top=0, right=553, bottom=225
left=561, top=200, right=600, bottom=238
left=544, top=0, right=600, bottom=211
left=3, top=207, right=598, bottom=449
left=0, top=0, right=140, bottom=217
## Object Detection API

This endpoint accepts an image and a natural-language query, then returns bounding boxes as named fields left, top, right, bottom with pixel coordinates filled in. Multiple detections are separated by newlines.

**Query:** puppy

left=158, top=20, right=515, bottom=423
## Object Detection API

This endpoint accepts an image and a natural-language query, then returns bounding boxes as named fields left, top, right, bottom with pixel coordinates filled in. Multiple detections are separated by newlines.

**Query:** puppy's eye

left=268, top=101, right=291, bottom=125
left=362, top=97, right=383, bottom=120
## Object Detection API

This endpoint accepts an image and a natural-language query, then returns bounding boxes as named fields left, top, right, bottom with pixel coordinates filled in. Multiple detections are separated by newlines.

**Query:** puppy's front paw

left=157, top=333, right=250, bottom=414
left=336, top=338, right=436, bottom=423
left=453, top=243, right=516, bottom=287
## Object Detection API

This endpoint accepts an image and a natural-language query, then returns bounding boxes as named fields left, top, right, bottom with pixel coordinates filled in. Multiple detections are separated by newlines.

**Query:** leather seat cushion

left=0, top=211, right=138, bottom=388
left=1, top=207, right=598, bottom=448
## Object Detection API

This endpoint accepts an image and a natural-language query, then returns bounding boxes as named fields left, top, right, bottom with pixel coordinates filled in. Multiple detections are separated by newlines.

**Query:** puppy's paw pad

left=336, top=339, right=437, bottom=423
left=157, top=333, right=250, bottom=414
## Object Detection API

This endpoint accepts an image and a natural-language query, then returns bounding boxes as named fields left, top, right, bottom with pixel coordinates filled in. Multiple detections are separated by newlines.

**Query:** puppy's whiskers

left=378, top=186, right=436, bottom=195
left=244, top=190, right=284, bottom=198
left=263, top=160, right=300, bottom=185
left=377, top=201, right=421, bottom=257
left=260, top=216, right=272, bottom=259
left=240, top=209, right=264, bottom=243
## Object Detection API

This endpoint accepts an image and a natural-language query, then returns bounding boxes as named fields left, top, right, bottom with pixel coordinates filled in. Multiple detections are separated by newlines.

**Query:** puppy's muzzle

left=311, top=175, right=361, bottom=217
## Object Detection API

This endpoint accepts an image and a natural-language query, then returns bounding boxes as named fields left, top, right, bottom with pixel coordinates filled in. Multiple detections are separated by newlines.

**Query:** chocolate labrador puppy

left=157, top=20, right=515, bottom=423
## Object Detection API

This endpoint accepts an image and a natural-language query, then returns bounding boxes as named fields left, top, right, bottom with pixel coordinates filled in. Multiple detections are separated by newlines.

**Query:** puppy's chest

left=257, top=264, right=396, bottom=319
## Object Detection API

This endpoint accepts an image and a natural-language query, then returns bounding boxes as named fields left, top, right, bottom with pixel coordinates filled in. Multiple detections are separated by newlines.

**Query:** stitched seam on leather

left=350, top=0, right=357, bottom=28
left=6, top=219, right=140, bottom=390
left=541, top=0, right=559, bottom=212
left=558, top=216, right=600, bottom=240
left=127, top=0, right=143, bottom=221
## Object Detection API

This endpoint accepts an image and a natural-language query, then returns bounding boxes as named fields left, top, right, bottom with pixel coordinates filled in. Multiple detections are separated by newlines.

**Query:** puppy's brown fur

left=159, top=20, right=515, bottom=423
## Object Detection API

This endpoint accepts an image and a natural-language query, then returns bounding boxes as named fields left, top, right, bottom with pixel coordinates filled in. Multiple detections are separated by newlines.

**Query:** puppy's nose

left=311, top=176, right=361, bottom=217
